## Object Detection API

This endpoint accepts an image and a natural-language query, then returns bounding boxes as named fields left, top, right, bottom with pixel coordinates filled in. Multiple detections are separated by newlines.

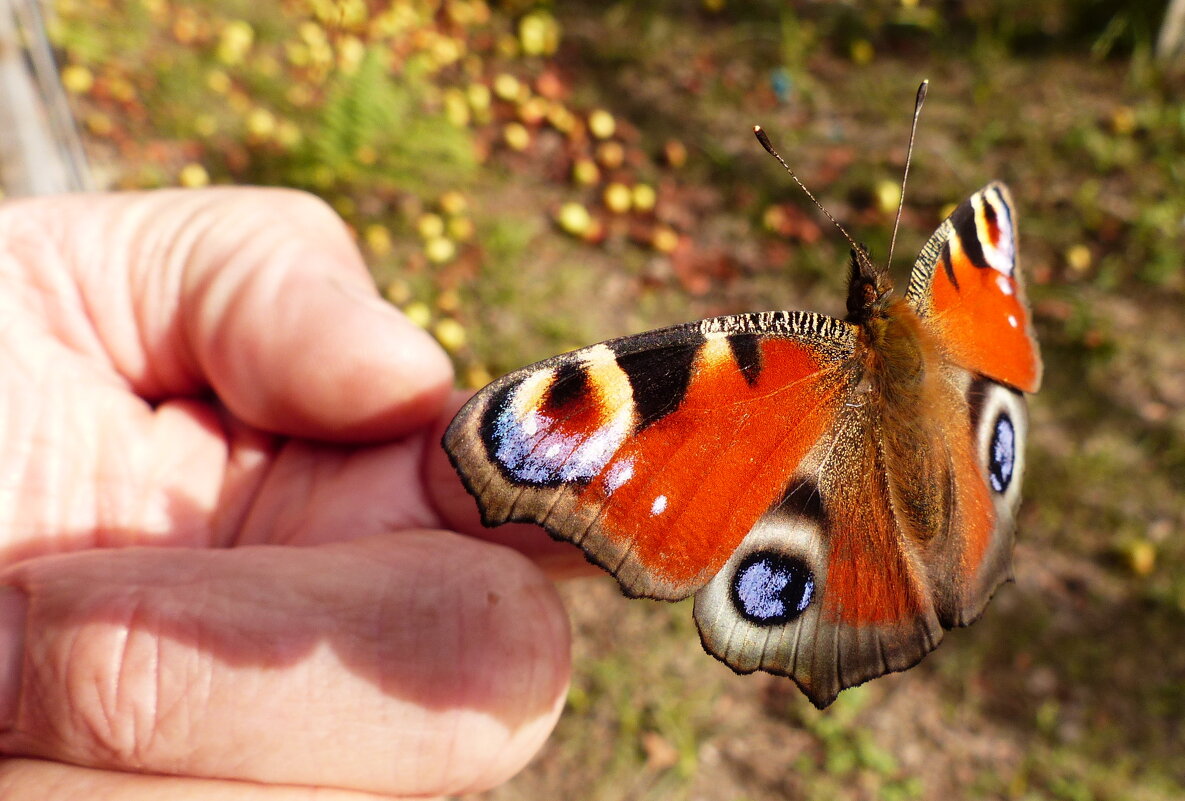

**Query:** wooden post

left=1158, top=0, right=1185, bottom=65
left=0, top=0, right=91, bottom=196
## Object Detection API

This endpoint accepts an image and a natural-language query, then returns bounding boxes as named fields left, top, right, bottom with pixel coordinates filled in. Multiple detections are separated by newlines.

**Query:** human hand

left=0, top=189, right=581, bottom=799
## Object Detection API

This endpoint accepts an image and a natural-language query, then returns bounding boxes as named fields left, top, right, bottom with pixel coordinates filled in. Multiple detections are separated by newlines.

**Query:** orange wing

left=443, top=312, right=858, bottom=600
left=692, top=397, right=945, bottom=708
left=906, top=183, right=1042, bottom=393
left=692, top=363, right=1032, bottom=708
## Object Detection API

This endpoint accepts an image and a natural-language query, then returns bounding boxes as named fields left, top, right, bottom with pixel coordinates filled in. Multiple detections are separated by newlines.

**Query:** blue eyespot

left=988, top=413, right=1015, bottom=493
left=731, top=552, right=815, bottom=626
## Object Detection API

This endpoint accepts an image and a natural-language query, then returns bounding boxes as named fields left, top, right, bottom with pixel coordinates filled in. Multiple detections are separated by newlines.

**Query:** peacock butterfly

left=442, top=83, right=1042, bottom=708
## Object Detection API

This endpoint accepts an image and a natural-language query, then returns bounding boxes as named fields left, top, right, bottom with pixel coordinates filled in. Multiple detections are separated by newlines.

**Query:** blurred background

left=1, top=0, right=1183, bottom=798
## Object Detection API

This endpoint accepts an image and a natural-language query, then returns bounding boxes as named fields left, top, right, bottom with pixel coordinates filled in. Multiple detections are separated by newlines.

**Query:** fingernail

left=0, top=587, right=27, bottom=728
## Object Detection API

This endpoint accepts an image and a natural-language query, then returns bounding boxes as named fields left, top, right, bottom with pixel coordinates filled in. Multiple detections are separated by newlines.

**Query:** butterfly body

left=444, top=182, right=1041, bottom=707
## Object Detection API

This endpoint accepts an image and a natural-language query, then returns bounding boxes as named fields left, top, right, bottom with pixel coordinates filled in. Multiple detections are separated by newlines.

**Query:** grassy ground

left=48, top=1, right=1185, bottom=799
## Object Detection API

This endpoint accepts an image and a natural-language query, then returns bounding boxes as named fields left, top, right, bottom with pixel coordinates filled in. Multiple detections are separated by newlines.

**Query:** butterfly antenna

left=886, top=79, right=929, bottom=269
left=753, top=125, right=864, bottom=257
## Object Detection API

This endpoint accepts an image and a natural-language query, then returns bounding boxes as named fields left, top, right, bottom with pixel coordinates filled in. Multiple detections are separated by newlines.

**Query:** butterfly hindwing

left=906, top=183, right=1042, bottom=393
left=693, top=395, right=945, bottom=707
left=691, top=360, right=1030, bottom=707
left=945, top=370, right=1029, bottom=622
left=443, top=312, right=860, bottom=600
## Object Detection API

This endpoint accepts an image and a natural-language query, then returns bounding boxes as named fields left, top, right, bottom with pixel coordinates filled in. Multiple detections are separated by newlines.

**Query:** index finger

left=0, top=189, right=452, bottom=440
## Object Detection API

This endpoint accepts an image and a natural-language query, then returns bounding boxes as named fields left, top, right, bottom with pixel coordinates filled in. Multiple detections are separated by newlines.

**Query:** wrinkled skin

left=0, top=189, right=588, bottom=800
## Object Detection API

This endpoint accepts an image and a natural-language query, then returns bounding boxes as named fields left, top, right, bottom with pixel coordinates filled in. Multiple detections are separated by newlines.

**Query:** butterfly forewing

left=444, top=312, right=859, bottom=600
left=906, top=183, right=1042, bottom=393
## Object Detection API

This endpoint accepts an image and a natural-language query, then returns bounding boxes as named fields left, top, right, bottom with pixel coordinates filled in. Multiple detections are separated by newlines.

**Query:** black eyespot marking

left=614, top=337, right=703, bottom=428
left=941, top=242, right=960, bottom=291
left=542, top=360, right=589, bottom=412
left=988, top=413, right=1015, bottom=493
left=479, top=381, right=516, bottom=456
left=988, top=185, right=1014, bottom=233
left=777, top=476, right=826, bottom=524
left=731, top=551, right=815, bottom=625
left=983, top=195, right=998, bottom=229
left=951, top=200, right=990, bottom=270
left=728, top=334, right=763, bottom=386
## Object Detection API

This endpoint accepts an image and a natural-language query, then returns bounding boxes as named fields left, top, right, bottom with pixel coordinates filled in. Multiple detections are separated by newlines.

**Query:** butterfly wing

left=445, top=309, right=979, bottom=706
left=444, top=312, right=860, bottom=601
left=692, top=360, right=1030, bottom=707
left=897, top=182, right=1038, bottom=635
left=445, top=184, right=1040, bottom=706
left=693, top=394, right=946, bottom=707
left=938, top=370, right=1030, bottom=624
left=906, top=183, right=1042, bottom=393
